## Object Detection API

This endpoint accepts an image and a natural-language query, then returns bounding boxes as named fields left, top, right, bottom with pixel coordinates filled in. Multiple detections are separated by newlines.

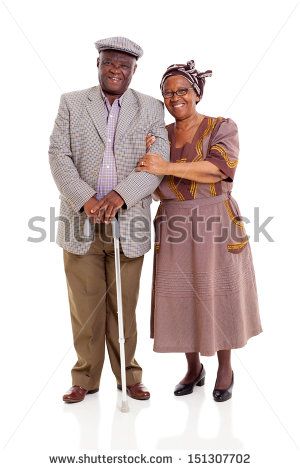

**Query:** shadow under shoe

left=174, top=364, right=206, bottom=396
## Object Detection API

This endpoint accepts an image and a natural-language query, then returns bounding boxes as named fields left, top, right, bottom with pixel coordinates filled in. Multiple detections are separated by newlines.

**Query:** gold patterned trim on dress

left=224, top=199, right=245, bottom=228
left=167, top=117, right=223, bottom=200
left=224, top=198, right=248, bottom=251
left=209, top=183, right=217, bottom=197
left=227, top=236, right=249, bottom=253
left=167, top=158, right=187, bottom=201
left=190, top=117, right=223, bottom=198
left=154, top=242, right=160, bottom=252
left=194, top=116, right=221, bottom=157
left=210, top=143, right=238, bottom=169
left=190, top=137, right=205, bottom=198
left=195, top=117, right=214, bottom=159
left=195, top=137, right=203, bottom=161
left=192, top=116, right=223, bottom=163
left=190, top=181, right=197, bottom=198
left=167, top=177, right=185, bottom=201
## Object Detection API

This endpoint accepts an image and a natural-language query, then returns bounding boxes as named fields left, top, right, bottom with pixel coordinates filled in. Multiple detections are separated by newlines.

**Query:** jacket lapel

left=86, top=85, right=107, bottom=143
left=115, top=88, right=139, bottom=143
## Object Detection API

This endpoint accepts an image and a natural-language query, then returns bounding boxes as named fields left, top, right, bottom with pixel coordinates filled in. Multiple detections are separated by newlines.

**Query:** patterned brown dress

left=150, top=116, right=262, bottom=355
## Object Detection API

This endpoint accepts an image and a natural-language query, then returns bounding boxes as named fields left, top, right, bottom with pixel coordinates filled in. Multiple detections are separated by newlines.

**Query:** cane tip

left=121, top=401, right=129, bottom=413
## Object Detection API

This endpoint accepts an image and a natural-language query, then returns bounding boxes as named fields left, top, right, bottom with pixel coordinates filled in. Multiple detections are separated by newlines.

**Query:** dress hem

left=152, top=328, right=263, bottom=355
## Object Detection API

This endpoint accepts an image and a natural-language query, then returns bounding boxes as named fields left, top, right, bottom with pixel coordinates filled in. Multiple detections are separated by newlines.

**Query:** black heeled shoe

left=213, top=371, right=234, bottom=402
left=174, top=364, right=206, bottom=396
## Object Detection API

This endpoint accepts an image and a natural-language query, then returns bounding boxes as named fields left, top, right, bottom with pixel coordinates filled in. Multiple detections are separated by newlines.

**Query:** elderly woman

left=136, top=60, right=262, bottom=401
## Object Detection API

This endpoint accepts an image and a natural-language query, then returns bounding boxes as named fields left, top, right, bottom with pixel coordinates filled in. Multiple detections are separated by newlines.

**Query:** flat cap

left=95, top=36, right=143, bottom=59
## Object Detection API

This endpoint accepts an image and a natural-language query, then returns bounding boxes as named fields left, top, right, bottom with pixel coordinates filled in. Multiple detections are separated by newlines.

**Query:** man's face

left=97, top=50, right=137, bottom=96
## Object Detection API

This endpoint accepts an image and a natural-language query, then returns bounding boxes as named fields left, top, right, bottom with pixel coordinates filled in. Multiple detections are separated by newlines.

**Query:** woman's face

left=162, top=75, right=199, bottom=121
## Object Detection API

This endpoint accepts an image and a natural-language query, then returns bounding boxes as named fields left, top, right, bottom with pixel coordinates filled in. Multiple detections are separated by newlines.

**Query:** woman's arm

left=135, top=153, right=227, bottom=183
left=167, top=160, right=227, bottom=183
left=142, top=117, right=239, bottom=185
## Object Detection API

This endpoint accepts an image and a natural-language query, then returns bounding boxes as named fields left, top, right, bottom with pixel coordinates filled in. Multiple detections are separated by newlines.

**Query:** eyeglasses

left=162, top=87, right=194, bottom=99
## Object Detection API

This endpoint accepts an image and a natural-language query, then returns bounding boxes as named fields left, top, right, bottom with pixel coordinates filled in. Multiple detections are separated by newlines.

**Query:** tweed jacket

left=49, top=85, right=170, bottom=258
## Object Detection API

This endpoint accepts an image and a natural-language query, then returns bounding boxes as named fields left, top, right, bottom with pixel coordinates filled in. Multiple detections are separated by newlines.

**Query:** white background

left=0, top=0, right=299, bottom=468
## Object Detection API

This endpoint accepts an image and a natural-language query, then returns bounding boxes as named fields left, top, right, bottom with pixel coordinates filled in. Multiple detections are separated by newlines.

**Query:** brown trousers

left=63, top=223, right=144, bottom=390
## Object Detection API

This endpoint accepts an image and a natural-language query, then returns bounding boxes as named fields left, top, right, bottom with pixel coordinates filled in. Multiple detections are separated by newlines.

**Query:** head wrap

left=160, top=60, right=212, bottom=99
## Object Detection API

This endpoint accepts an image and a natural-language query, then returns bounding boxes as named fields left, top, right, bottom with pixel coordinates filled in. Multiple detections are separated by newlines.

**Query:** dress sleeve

left=206, top=118, right=239, bottom=182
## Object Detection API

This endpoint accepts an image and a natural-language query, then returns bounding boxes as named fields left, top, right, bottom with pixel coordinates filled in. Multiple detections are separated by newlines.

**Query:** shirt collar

left=100, top=86, right=123, bottom=109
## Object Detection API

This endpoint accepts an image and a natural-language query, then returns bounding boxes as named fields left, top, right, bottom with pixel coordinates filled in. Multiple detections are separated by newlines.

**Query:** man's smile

left=107, top=75, right=122, bottom=82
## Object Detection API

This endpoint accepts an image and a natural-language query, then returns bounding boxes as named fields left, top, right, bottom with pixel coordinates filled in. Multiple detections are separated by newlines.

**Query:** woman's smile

left=171, top=102, right=186, bottom=109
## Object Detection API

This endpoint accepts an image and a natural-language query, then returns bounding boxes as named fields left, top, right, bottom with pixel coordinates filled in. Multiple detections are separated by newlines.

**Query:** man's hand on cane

left=86, top=190, right=124, bottom=224
left=84, top=133, right=154, bottom=223
left=83, top=195, right=99, bottom=220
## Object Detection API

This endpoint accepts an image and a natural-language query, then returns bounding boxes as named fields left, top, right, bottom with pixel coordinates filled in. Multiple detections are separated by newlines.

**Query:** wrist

left=113, top=190, right=125, bottom=204
left=165, top=162, right=174, bottom=176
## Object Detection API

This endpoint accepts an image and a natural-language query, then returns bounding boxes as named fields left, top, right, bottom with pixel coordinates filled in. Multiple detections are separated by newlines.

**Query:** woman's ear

left=193, top=89, right=201, bottom=104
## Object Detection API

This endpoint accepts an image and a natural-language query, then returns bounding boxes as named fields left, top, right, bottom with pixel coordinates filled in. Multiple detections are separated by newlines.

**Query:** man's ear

left=96, top=57, right=99, bottom=67
left=133, top=62, right=137, bottom=74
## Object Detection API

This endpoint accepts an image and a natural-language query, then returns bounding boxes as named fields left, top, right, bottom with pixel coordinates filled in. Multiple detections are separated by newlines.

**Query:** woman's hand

left=136, top=154, right=170, bottom=176
left=145, top=133, right=156, bottom=152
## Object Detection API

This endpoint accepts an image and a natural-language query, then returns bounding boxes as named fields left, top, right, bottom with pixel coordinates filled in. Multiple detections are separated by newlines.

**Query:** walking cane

left=112, top=216, right=129, bottom=413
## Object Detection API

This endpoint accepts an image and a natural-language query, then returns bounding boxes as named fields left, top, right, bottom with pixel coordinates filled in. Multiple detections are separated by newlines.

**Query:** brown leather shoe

left=117, top=382, right=150, bottom=400
left=63, top=385, right=99, bottom=403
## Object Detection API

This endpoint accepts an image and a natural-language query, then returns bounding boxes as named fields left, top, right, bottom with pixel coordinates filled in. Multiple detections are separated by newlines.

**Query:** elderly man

left=49, top=37, right=169, bottom=403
